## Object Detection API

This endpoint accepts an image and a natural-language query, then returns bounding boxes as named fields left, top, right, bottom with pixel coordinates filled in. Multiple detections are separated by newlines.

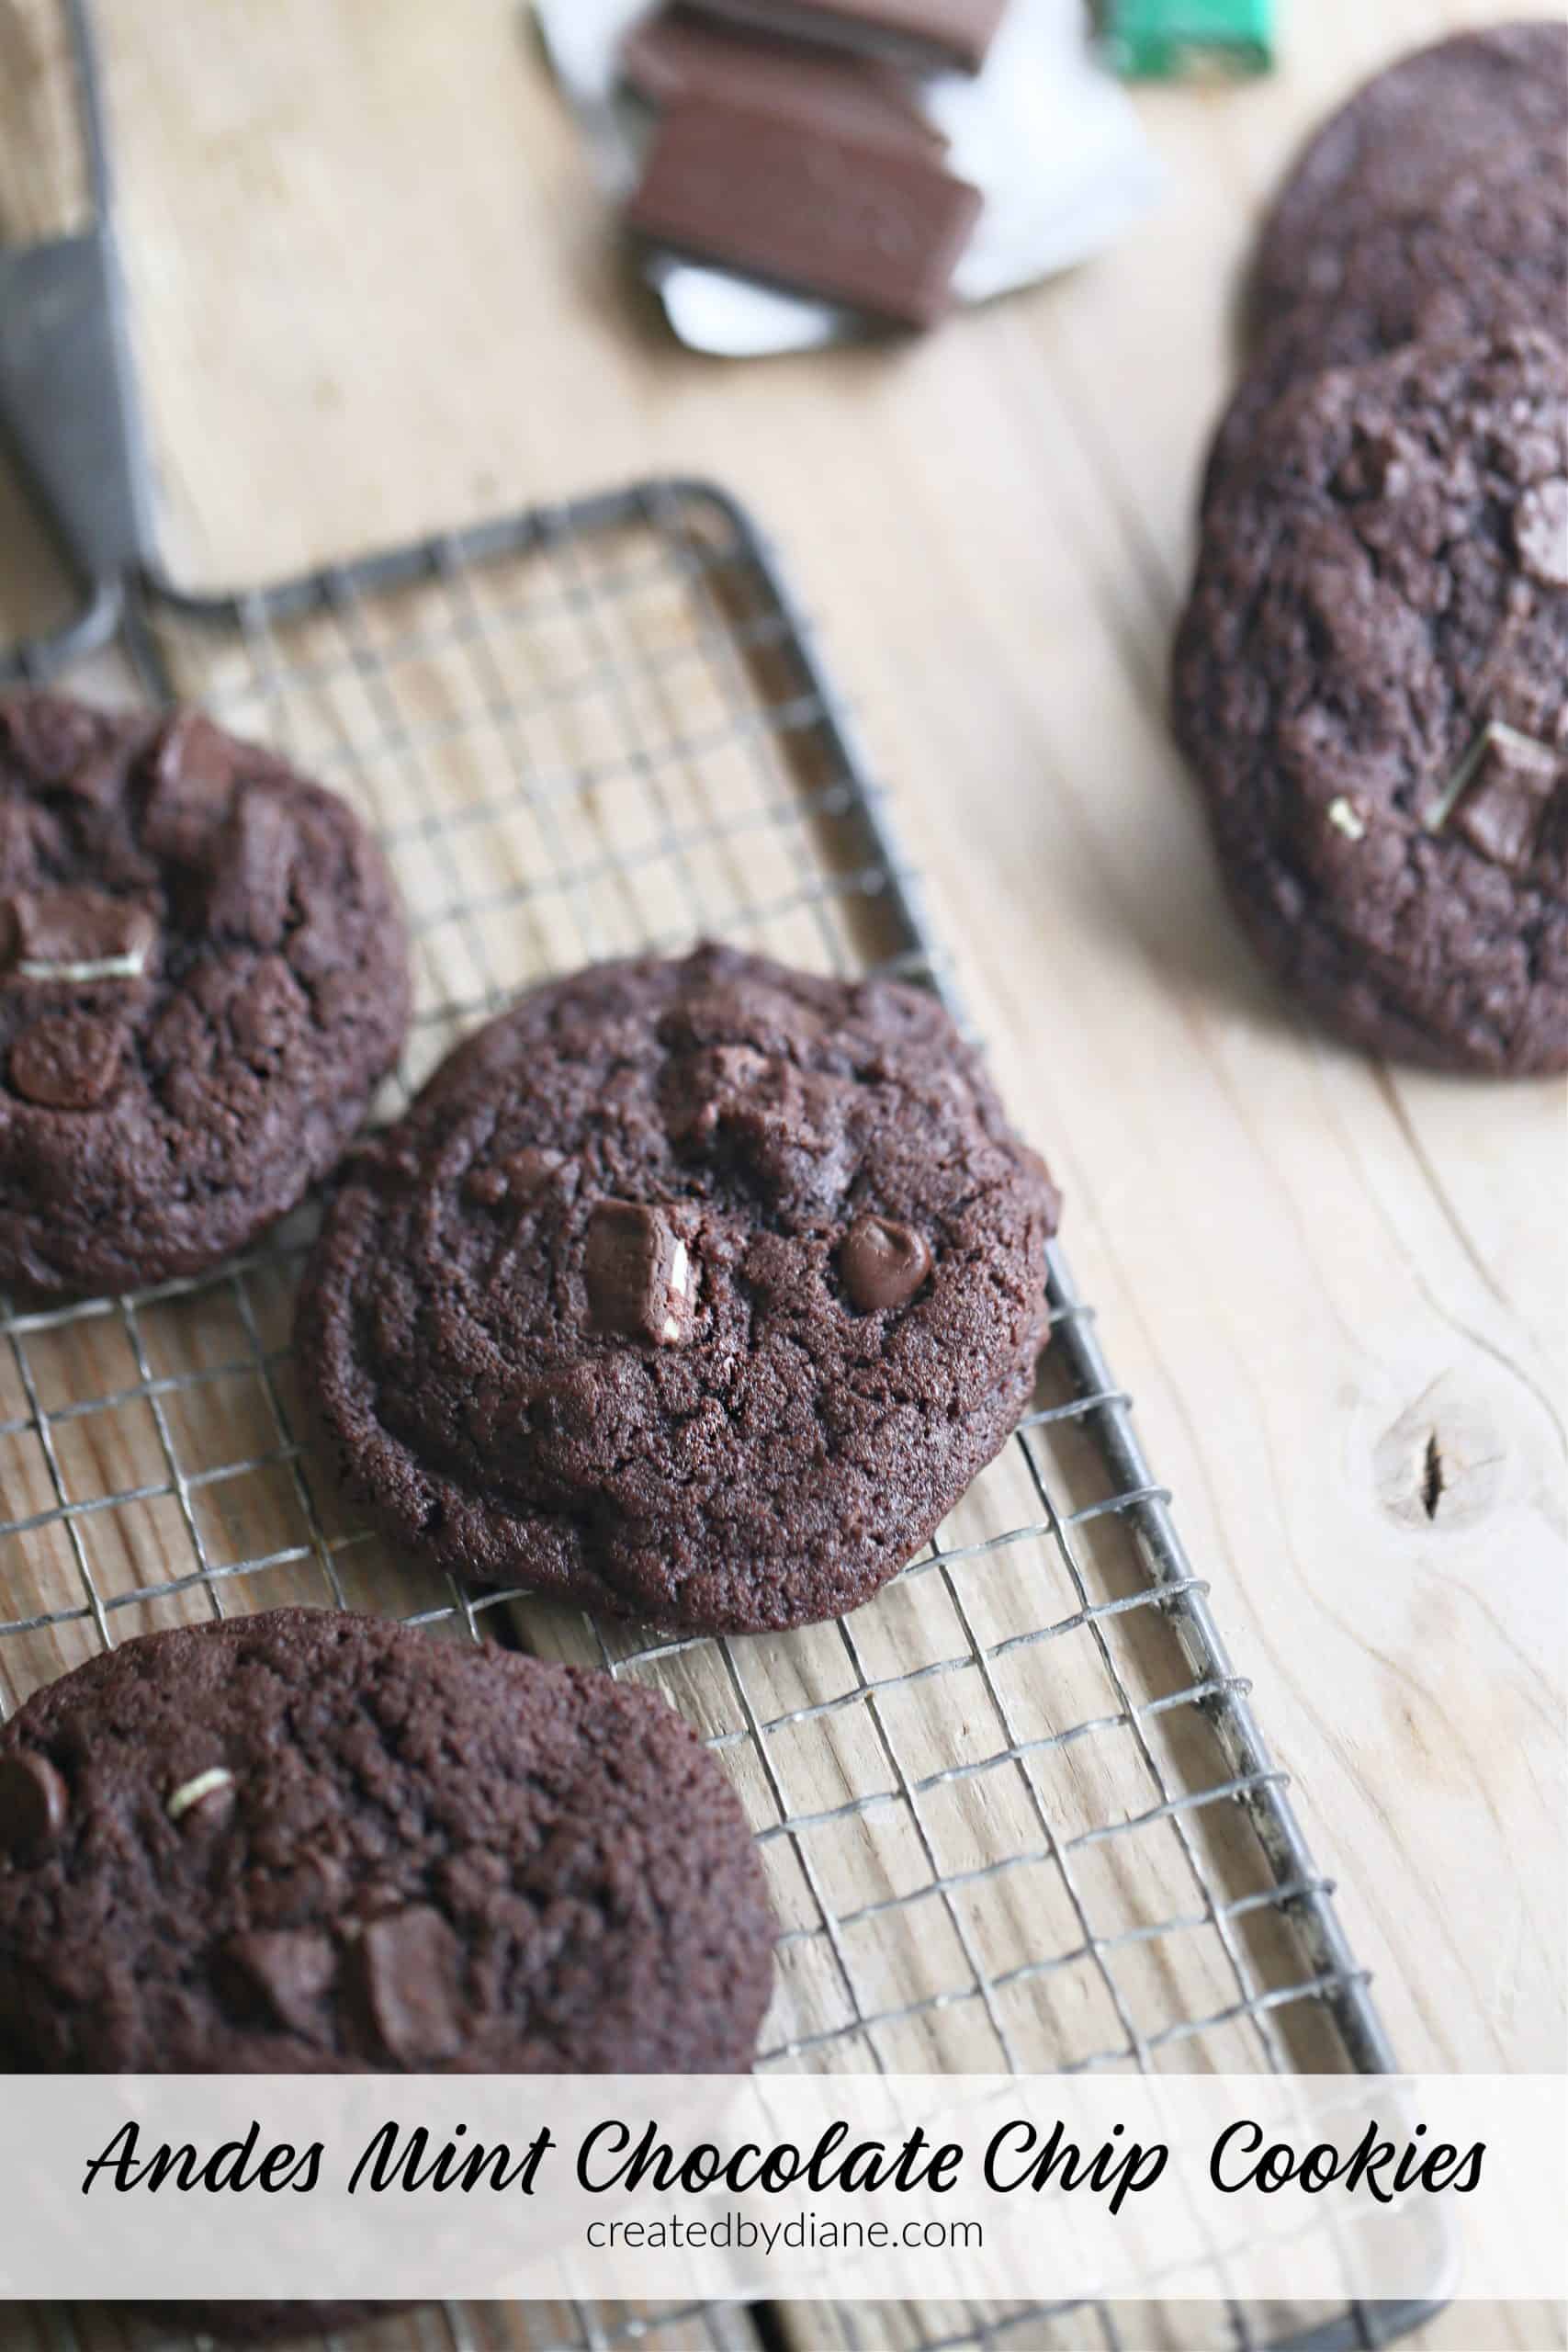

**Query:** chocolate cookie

left=297, top=944, right=1057, bottom=1634
left=0, top=693, right=411, bottom=1296
left=1202, top=25, right=1568, bottom=504
left=0, top=1607, right=775, bottom=2071
left=1247, top=25, right=1568, bottom=344
left=1173, top=332, right=1568, bottom=1076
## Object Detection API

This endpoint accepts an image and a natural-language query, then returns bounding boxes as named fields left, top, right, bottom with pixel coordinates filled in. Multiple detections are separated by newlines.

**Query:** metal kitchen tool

left=0, top=0, right=152, bottom=669
left=0, top=6, right=1445, bottom=2351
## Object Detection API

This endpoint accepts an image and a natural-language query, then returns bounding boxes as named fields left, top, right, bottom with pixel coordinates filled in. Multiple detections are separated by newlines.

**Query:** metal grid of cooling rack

left=0, top=480, right=1440, bottom=2352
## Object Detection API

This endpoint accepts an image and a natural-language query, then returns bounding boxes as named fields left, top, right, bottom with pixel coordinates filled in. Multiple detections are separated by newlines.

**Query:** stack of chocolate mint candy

left=620, top=1, right=1009, bottom=327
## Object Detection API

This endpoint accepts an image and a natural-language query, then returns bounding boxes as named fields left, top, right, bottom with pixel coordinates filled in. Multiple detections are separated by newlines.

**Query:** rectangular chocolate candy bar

left=625, top=95, right=982, bottom=327
left=685, top=0, right=1010, bottom=77
left=620, top=7, right=946, bottom=157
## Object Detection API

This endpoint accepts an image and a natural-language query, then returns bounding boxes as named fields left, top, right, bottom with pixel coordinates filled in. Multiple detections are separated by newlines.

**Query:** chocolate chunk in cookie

left=583, top=1199, right=697, bottom=1345
left=8, top=1011, right=127, bottom=1110
left=222, top=1928, right=338, bottom=2038
left=347, top=1906, right=464, bottom=2065
left=840, top=1213, right=932, bottom=1311
left=3, top=887, right=156, bottom=981
left=0, top=1750, right=69, bottom=1859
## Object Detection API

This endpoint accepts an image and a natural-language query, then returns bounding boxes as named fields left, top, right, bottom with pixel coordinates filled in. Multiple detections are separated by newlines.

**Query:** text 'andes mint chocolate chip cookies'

left=1172, top=332, right=1568, bottom=1076
left=296, top=944, right=1059, bottom=1634
left=0, top=692, right=412, bottom=1298
left=0, top=1608, right=776, bottom=2073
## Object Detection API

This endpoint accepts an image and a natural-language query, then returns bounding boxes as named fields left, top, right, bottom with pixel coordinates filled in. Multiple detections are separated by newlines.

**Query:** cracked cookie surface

left=1202, top=24, right=1568, bottom=505
left=0, top=692, right=410, bottom=1296
left=297, top=944, right=1058, bottom=1634
left=1173, top=332, right=1568, bottom=1075
left=0, top=1607, right=776, bottom=2071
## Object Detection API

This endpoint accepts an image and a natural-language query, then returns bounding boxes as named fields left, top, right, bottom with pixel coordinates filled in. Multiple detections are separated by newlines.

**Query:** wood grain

left=0, top=0, right=90, bottom=243
left=0, top=1, right=1562, bottom=2347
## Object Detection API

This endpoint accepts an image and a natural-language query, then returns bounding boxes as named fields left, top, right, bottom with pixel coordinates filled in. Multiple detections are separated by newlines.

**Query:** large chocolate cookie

left=1202, top=25, right=1568, bottom=503
left=0, top=1607, right=775, bottom=2071
left=1247, top=24, right=1568, bottom=342
left=1173, top=332, right=1568, bottom=1076
left=0, top=694, right=410, bottom=1296
left=297, top=944, right=1057, bottom=1634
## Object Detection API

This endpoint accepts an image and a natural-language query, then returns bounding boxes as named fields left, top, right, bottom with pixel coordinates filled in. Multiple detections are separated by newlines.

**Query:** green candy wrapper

left=1100, top=0, right=1273, bottom=79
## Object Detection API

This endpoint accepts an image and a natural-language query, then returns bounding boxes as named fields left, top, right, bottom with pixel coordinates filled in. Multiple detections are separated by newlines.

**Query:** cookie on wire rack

left=0, top=1606, right=777, bottom=2071
left=0, top=691, right=411, bottom=1297
left=297, top=942, right=1059, bottom=1634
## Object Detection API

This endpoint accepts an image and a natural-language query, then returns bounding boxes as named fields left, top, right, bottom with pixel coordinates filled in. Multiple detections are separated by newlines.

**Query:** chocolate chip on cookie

left=5, top=887, right=156, bottom=982
left=8, top=1010, right=127, bottom=1110
left=222, top=1928, right=338, bottom=2039
left=297, top=944, right=1058, bottom=1634
left=584, top=1199, right=698, bottom=1345
left=0, top=1751, right=68, bottom=1860
left=347, top=1906, right=465, bottom=2065
left=840, top=1213, right=932, bottom=1311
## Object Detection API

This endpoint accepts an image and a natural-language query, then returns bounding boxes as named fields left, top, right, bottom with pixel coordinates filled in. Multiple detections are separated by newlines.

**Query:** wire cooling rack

left=0, top=480, right=1441, bottom=2352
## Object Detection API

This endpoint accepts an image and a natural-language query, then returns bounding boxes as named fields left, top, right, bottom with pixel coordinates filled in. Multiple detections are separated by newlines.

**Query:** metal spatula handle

left=0, top=0, right=153, bottom=625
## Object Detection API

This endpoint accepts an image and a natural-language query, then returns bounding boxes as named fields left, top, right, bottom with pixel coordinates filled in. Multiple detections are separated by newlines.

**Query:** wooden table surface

left=0, top=1, right=1563, bottom=2346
